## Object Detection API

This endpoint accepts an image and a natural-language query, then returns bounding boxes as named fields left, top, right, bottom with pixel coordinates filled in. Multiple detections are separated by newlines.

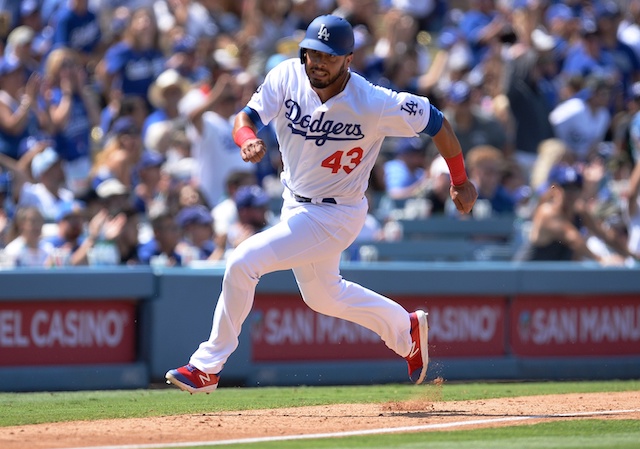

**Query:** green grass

left=202, top=420, right=640, bottom=449
left=0, top=380, right=638, bottom=427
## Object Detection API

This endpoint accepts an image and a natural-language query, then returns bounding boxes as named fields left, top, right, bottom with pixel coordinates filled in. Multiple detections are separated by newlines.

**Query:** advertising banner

left=511, top=295, right=640, bottom=356
left=250, top=294, right=507, bottom=361
left=0, top=300, right=137, bottom=366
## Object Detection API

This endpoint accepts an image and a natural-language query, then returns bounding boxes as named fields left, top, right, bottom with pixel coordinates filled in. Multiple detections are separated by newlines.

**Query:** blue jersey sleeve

left=421, top=104, right=444, bottom=137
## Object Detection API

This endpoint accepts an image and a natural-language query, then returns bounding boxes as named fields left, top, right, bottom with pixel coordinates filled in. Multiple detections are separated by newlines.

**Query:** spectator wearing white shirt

left=3, top=206, right=54, bottom=267
left=549, top=75, right=613, bottom=162
left=17, top=145, right=75, bottom=223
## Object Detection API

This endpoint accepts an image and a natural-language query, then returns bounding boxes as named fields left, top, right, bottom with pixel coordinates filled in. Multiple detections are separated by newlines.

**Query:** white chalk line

left=66, top=408, right=640, bottom=449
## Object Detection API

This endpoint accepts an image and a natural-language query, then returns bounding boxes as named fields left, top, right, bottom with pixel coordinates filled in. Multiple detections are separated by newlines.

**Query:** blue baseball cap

left=235, top=185, right=270, bottom=209
left=547, top=164, right=583, bottom=189
left=545, top=3, right=574, bottom=24
left=111, top=117, right=139, bottom=135
left=137, top=151, right=165, bottom=170
left=299, top=15, right=354, bottom=56
left=177, top=205, right=213, bottom=227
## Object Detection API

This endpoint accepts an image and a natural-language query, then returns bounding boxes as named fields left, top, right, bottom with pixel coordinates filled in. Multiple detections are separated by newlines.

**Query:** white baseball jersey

left=247, top=58, right=435, bottom=203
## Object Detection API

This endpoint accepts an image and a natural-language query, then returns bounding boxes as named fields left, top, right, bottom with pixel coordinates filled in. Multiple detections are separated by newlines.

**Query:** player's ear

left=300, top=49, right=307, bottom=64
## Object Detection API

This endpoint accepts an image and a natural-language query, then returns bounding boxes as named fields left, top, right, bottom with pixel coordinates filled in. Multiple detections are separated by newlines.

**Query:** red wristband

left=444, top=152, right=468, bottom=186
left=233, top=126, right=257, bottom=147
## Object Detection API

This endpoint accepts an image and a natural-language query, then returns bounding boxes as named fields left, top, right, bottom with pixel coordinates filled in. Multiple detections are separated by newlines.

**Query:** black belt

left=294, top=194, right=337, bottom=204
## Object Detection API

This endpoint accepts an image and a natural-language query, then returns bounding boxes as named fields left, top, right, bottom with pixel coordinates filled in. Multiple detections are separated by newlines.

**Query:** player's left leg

left=293, top=255, right=413, bottom=359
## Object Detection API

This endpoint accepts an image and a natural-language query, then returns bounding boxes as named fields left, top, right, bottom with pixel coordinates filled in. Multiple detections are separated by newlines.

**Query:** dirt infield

left=2, top=390, right=639, bottom=449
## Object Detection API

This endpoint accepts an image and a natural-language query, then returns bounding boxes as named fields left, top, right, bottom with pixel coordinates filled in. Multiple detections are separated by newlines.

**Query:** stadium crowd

left=0, top=0, right=639, bottom=268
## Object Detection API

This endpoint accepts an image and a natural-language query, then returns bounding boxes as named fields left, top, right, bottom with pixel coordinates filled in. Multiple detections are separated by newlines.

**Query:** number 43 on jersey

left=321, top=147, right=363, bottom=174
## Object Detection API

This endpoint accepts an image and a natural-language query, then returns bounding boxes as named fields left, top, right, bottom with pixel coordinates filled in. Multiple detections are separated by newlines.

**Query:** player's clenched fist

left=240, top=139, right=267, bottom=164
left=450, top=180, right=478, bottom=214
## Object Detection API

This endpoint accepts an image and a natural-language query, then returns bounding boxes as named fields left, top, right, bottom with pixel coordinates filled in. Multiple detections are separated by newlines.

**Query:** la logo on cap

left=317, top=24, right=330, bottom=41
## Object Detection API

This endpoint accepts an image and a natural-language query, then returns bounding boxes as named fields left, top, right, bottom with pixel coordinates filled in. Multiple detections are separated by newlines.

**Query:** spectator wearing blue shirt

left=43, top=47, right=101, bottom=196
left=465, top=145, right=515, bottom=215
left=593, top=1, right=640, bottom=103
left=176, top=204, right=219, bottom=262
left=383, top=137, right=429, bottom=201
left=19, top=0, right=55, bottom=65
left=0, top=57, right=50, bottom=161
left=44, top=199, right=86, bottom=258
left=458, top=0, right=510, bottom=67
left=51, top=0, right=102, bottom=67
left=561, top=19, right=617, bottom=81
left=138, top=211, right=183, bottom=266
left=97, top=7, right=165, bottom=107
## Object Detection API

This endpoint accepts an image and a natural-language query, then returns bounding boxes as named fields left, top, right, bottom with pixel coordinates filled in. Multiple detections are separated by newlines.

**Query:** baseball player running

left=166, top=15, right=478, bottom=393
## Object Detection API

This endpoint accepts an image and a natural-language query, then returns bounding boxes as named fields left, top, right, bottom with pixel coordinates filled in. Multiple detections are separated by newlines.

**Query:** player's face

left=304, top=49, right=351, bottom=89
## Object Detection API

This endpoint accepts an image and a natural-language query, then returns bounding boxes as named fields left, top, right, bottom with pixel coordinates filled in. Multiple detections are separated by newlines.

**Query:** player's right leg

left=167, top=201, right=368, bottom=392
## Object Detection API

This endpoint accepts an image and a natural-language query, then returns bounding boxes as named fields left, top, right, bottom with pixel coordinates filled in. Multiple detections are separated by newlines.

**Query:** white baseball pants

left=189, top=196, right=412, bottom=374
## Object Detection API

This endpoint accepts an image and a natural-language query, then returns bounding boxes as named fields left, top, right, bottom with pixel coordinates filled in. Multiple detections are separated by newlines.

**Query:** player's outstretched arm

left=431, top=117, right=478, bottom=214
left=233, top=111, right=267, bottom=164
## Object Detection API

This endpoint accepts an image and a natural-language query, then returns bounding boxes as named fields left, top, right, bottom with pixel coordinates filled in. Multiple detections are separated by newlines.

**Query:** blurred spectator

left=153, top=0, right=219, bottom=41
left=0, top=57, right=51, bottom=160
left=90, top=116, right=144, bottom=189
left=560, top=18, right=618, bottom=87
left=618, top=0, right=640, bottom=61
left=100, top=94, right=150, bottom=140
left=505, top=46, right=556, bottom=167
left=443, top=80, right=508, bottom=156
left=458, top=0, right=509, bottom=67
left=165, top=34, right=209, bottom=84
left=623, top=159, right=640, bottom=257
left=179, top=71, right=253, bottom=207
left=176, top=204, right=222, bottom=262
left=43, top=200, right=86, bottom=265
left=530, top=138, right=574, bottom=194
left=96, top=7, right=165, bottom=105
left=424, top=155, right=451, bottom=215
left=612, top=81, right=640, bottom=163
left=549, top=74, right=614, bottom=162
left=593, top=1, right=640, bottom=104
left=3, top=205, right=53, bottom=267
left=4, top=25, right=39, bottom=76
left=0, top=1, right=22, bottom=36
left=133, top=150, right=166, bottom=215
left=17, top=145, right=75, bottom=223
left=110, top=206, right=143, bottom=265
left=51, top=0, right=103, bottom=69
left=138, top=210, right=182, bottom=266
left=516, top=163, right=631, bottom=263
left=383, top=136, right=429, bottom=201
left=95, top=177, right=132, bottom=216
left=227, top=184, right=270, bottom=250
left=43, top=47, right=101, bottom=196
left=465, top=145, right=515, bottom=216
left=0, top=172, right=11, bottom=247
left=212, top=170, right=258, bottom=252
left=143, top=68, right=190, bottom=139
left=542, top=2, right=580, bottom=65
